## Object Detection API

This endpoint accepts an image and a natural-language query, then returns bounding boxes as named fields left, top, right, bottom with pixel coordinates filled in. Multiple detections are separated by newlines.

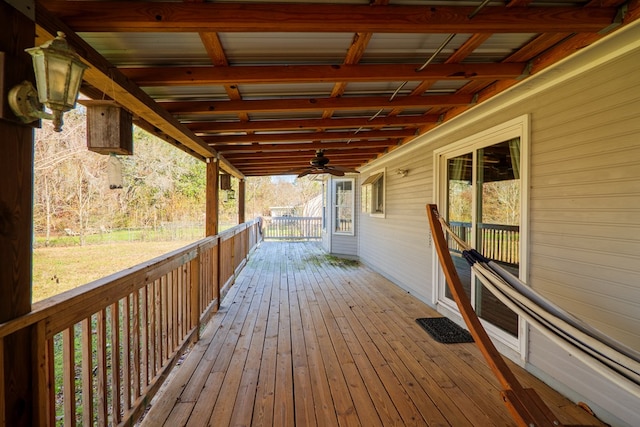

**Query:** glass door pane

left=475, top=139, right=520, bottom=336
left=334, top=180, right=353, bottom=234
left=446, top=153, right=473, bottom=300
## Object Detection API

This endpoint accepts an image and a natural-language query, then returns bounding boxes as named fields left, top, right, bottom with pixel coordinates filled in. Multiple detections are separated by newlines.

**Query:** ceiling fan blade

left=326, top=169, right=345, bottom=176
left=286, top=166, right=311, bottom=174
left=297, top=169, right=313, bottom=178
left=329, top=165, right=359, bottom=174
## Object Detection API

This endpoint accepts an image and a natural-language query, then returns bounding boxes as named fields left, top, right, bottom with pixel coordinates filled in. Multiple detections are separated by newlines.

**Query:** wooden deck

left=139, top=241, right=603, bottom=427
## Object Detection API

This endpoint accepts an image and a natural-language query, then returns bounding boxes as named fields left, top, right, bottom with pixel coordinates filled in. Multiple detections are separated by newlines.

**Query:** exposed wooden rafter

left=203, top=129, right=415, bottom=145
left=162, top=94, right=474, bottom=115
left=211, top=140, right=397, bottom=154
left=187, top=115, right=440, bottom=134
left=39, top=2, right=617, bottom=33
left=35, top=0, right=638, bottom=177
left=120, top=63, right=527, bottom=86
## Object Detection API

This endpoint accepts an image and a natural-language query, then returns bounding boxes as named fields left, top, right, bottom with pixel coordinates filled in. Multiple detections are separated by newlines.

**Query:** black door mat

left=416, top=317, right=474, bottom=344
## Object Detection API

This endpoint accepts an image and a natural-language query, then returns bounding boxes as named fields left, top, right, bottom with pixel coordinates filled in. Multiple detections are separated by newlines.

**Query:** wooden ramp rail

left=426, top=204, right=595, bottom=427
left=0, top=219, right=262, bottom=426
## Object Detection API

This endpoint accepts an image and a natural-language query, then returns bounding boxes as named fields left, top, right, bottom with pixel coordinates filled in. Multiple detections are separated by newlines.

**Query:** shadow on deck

left=139, top=241, right=602, bottom=426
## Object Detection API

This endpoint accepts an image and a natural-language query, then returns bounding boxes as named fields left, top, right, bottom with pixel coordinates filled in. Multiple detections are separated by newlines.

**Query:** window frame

left=333, top=178, right=355, bottom=235
left=361, top=168, right=386, bottom=218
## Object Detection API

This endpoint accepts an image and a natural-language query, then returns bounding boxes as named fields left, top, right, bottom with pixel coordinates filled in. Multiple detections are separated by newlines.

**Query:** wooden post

left=0, top=3, right=37, bottom=425
left=238, top=179, right=246, bottom=224
left=206, top=158, right=219, bottom=236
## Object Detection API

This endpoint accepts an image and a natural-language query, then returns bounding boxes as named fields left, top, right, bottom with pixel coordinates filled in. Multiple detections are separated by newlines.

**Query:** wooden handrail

left=0, top=218, right=262, bottom=426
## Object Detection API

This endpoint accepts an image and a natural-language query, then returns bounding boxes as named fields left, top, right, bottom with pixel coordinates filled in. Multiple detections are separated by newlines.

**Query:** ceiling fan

left=291, top=149, right=360, bottom=178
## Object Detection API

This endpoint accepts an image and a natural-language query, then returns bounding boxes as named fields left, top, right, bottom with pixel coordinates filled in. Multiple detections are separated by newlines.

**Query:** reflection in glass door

left=446, top=152, right=473, bottom=301
left=446, top=139, right=521, bottom=337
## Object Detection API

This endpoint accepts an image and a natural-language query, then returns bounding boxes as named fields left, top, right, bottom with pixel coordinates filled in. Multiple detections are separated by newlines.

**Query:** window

left=334, top=179, right=354, bottom=234
left=322, top=182, right=327, bottom=231
left=361, top=169, right=385, bottom=217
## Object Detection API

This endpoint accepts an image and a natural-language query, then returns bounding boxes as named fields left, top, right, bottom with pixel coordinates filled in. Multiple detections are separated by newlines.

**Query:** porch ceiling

left=34, top=0, right=639, bottom=177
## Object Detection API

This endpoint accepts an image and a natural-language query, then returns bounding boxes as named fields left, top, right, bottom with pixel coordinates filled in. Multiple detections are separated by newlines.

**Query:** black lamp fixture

left=8, top=32, right=87, bottom=132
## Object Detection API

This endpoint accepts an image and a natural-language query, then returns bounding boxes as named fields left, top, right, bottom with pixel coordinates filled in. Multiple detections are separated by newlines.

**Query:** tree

left=34, top=109, right=111, bottom=245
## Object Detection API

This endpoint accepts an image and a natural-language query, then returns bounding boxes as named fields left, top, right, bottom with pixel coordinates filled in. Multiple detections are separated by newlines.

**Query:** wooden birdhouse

left=83, top=100, right=133, bottom=155
left=220, top=173, right=232, bottom=190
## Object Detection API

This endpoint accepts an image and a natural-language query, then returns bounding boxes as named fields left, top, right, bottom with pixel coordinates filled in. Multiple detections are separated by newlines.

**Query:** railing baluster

left=110, top=302, right=121, bottom=424
left=140, top=285, right=149, bottom=389
left=173, top=268, right=179, bottom=348
left=62, top=327, right=76, bottom=427
left=123, top=295, right=132, bottom=411
left=190, top=256, right=200, bottom=340
left=151, top=279, right=159, bottom=378
left=132, top=290, right=141, bottom=400
left=161, top=275, right=168, bottom=364
left=81, top=317, right=94, bottom=425
left=96, top=309, right=108, bottom=426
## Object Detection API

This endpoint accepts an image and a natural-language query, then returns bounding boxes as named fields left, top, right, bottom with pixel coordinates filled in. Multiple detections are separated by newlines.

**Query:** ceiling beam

left=40, top=1, right=617, bottom=33
left=187, top=115, right=440, bottom=133
left=239, top=163, right=364, bottom=174
left=163, top=94, right=473, bottom=115
left=213, top=141, right=397, bottom=153
left=120, top=63, right=527, bottom=86
left=226, top=151, right=382, bottom=159
left=232, top=155, right=374, bottom=167
left=222, top=150, right=386, bottom=161
left=203, top=129, right=415, bottom=145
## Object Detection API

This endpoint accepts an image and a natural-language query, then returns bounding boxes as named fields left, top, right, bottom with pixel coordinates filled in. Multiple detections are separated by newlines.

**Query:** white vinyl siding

left=359, top=154, right=433, bottom=302
left=358, top=24, right=640, bottom=427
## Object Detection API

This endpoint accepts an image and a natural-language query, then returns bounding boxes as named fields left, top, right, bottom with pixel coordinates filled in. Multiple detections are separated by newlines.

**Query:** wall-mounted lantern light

left=8, top=32, right=87, bottom=132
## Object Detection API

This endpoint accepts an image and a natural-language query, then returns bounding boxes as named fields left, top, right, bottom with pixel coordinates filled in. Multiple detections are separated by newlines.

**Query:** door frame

left=432, top=114, right=530, bottom=359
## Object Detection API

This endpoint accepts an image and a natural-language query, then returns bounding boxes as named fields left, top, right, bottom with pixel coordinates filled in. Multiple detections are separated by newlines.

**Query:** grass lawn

left=33, top=240, right=196, bottom=302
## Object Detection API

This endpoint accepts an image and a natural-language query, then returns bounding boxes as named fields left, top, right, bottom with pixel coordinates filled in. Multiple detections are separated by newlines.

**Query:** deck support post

left=0, top=2, right=37, bottom=425
left=238, top=178, right=246, bottom=224
left=426, top=204, right=576, bottom=427
left=206, top=158, right=219, bottom=237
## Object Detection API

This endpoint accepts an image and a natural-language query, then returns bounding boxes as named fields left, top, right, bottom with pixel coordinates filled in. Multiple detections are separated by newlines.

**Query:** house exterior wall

left=358, top=21, right=640, bottom=427
left=359, top=155, right=434, bottom=302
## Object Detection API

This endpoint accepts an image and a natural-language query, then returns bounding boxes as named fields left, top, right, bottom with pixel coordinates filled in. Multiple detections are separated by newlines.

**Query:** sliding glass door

left=444, top=138, right=522, bottom=338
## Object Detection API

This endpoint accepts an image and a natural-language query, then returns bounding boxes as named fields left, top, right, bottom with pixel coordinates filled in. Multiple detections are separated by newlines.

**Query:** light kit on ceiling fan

left=290, top=149, right=360, bottom=178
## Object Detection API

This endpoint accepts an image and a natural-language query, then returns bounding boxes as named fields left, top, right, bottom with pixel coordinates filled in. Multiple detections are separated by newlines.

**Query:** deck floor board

left=140, top=241, right=605, bottom=427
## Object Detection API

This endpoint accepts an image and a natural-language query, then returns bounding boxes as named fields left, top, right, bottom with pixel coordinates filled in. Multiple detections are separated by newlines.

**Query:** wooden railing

left=262, top=216, right=321, bottom=240
left=0, top=218, right=262, bottom=426
left=448, top=221, right=520, bottom=265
